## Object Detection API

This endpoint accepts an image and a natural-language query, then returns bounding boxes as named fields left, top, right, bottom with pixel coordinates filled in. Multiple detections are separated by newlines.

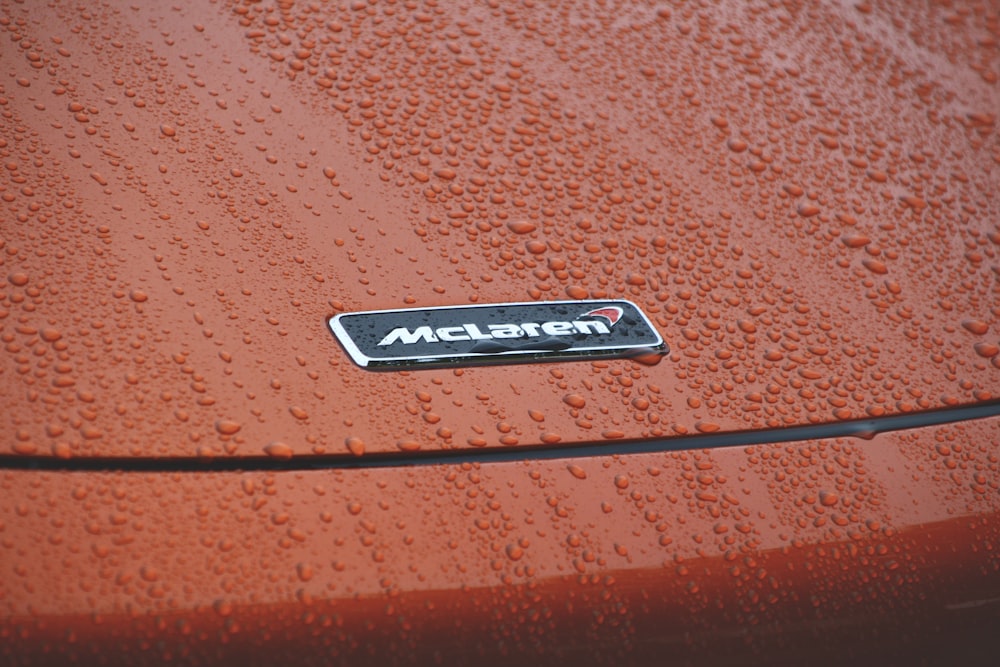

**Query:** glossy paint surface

left=1, top=0, right=998, bottom=460
left=2, top=0, right=1000, bottom=662
left=3, top=416, right=1000, bottom=664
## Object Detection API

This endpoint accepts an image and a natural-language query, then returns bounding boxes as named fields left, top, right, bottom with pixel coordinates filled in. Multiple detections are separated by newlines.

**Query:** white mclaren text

left=377, top=319, right=611, bottom=346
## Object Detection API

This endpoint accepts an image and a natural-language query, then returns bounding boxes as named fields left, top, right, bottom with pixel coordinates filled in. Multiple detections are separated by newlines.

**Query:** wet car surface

left=1, top=0, right=999, bottom=664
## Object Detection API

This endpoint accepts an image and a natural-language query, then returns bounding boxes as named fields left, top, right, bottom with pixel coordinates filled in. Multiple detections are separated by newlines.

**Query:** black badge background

left=328, top=300, right=665, bottom=369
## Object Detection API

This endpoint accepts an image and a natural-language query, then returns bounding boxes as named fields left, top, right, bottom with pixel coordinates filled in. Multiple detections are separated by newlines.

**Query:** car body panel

left=2, top=0, right=1000, bottom=664
left=3, top=416, right=1000, bottom=664
left=1, top=0, right=998, bottom=461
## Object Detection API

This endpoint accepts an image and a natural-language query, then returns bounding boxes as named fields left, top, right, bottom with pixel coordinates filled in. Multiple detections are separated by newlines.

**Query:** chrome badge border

left=328, top=299, right=666, bottom=370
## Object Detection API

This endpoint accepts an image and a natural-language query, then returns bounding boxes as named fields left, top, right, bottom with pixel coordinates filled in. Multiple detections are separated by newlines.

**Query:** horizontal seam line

left=1, top=401, right=998, bottom=473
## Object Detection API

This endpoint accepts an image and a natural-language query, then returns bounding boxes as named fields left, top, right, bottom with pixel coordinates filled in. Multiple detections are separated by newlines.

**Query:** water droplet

left=264, top=442, right=293, bottom=459
left=12, top=442, right=38, bottom=455
left=862, top=258, right=888, bottom=274
left=973, top=343, right=999, bottom=358
left=8, top=272, right=29, bottom=287
left=629, top=348, right=666, bottom=366
left=797, top=203, right=820, bottom=217
left=962, top=320, right=989, bottom=335
left=345, top=436, right=365, bottom=456
left=215, top=420, right=241, bottom=435
left=506, top=220, right=536, bottom=234
left=841, top=234, right=870, bottom=248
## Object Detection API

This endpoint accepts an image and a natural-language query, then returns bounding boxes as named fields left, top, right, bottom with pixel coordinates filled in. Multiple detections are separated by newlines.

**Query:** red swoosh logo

left=582, top=306, right=623, bottom=327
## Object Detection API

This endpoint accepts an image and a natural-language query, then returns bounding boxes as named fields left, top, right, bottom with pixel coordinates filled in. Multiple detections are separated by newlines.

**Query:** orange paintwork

left=0, top=0, right=998, bottom=460
left=3, top=417, right=1000, bottom=664
left=2, top=0, right=1000, bottom=664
